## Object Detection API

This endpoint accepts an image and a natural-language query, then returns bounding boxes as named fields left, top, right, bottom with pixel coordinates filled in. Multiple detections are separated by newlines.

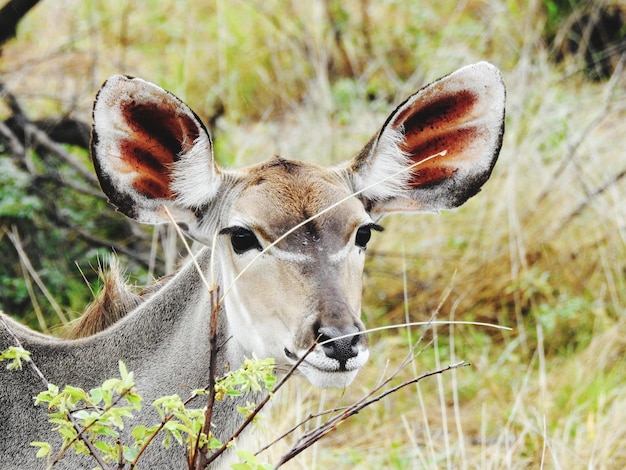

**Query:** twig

left=161, top=207, right=219, bottom=469
left=0, top=316, right=48, bottom=386
left=129, top=383, right=216, bottom=468
left=0, top=119, right=26, bottom=159
left=0, top=316, right=110, bottom=470
left=23, top=121, right=98, bottom=185
left=255, top=406, right=349, bottom=456
left=0, top=81, right=97, bottom=185
left=35, top=173, right=106, bottom=200
left=192, top=285, right=220, bottom=469
left=551, top=166, right=626, bottom=236
left=259, top=283, right=493, bottom=465
left=205, top=343, right=318, bottom=466
left=52, top=388, right=135, bottom=466
left=275, top=361, right=469, bottom=467
left=0, top=0, right=41, bottom=47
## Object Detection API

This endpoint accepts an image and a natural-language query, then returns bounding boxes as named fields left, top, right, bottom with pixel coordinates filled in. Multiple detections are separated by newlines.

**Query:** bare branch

left=0, top=0, right=41, bottom=48
left=205, top=343, right=317, bottom=466
left=553, top=166, right=626, bottom=234
left=23, top=121, right=98, bottom=185
left=192, top=286, right=220, bottom=469
left=0, top=81, right=96, bottom=184
left=275, top=361, right=469, bottom=467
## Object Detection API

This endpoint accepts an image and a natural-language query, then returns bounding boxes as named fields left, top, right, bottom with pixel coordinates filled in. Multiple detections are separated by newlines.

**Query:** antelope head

left=91, top=62, right=505, bottom=388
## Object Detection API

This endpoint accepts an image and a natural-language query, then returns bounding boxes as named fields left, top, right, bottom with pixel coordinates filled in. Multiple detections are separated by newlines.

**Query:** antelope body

left=0, top=62, right=505, bottom=469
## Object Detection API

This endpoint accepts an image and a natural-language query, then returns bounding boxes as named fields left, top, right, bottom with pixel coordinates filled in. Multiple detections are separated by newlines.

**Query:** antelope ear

left=91, top=75, right=221, bottom=226
left=347, top=62, right=505, bottom=215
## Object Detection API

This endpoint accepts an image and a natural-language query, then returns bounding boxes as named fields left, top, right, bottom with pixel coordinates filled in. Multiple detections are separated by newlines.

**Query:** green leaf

left=73, top=409, right=97, bottom=423
left=0, top=346, right=31, bottom=370
left=89, top=387, right=104, bottom=404
left=30, top=441, right=51, bottom=458
left=233, top=448, right=273, bottom=469
left=64, top=385, right=89, bottom=403
left=34, top=383, right=59, bottom=406
left=118, top=360, right=129, bottom=379
left=131, top=424, right=148, bottom=440
left=125, top=391, right=142, bottom=410
left=123, top=445, right=140, bottom=462
left=93, top=440, right=112, bottom=454
left=101, top=378, right=122, bottom=391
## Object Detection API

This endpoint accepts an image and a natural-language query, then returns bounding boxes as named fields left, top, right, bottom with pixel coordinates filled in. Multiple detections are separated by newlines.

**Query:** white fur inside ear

left=169, top=133, right=222, bottom=208
left=353, top=126, right=412, bottom=201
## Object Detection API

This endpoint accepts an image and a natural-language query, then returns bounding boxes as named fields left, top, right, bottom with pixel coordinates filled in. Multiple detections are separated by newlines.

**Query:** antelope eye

left=355, top=223, right=383, bottom=250
left=355, top=226, right=372, bottom=249
left=229, top=227, right=261, bottom=254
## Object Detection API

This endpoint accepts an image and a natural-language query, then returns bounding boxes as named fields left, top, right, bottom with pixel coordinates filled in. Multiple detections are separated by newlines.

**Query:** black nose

left=317, top=325, right=361, bottom=369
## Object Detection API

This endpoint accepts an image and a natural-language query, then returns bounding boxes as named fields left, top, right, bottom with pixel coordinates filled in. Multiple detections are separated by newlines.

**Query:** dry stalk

left=552, top=166, right=626, bottom=236
left=6, top=226, right=69, bottom=325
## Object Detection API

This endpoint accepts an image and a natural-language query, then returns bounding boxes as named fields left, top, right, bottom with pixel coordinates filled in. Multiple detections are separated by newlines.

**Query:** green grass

left=1, top=0, right=625, bottom=468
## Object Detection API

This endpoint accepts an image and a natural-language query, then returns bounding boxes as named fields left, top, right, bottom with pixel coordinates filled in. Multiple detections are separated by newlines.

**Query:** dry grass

left=1, top=0, right=625, bottom=468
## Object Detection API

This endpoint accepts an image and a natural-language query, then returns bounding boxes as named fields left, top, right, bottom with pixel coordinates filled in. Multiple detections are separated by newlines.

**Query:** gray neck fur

left=0, top=247, right=257, bottom=469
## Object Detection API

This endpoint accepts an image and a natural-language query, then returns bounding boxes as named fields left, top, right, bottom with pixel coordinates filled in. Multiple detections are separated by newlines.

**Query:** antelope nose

left=317, top=325, right=361, bottom=368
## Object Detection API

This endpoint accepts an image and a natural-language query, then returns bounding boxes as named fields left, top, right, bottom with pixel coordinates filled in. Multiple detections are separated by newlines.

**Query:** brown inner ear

left=118, top=100, right=200, bottom=200
left=394, top=90, right=483, bottom=188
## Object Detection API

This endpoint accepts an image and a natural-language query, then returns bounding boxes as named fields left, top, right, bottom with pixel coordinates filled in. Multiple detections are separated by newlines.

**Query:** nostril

left=316, top=325, right=361, bottom=368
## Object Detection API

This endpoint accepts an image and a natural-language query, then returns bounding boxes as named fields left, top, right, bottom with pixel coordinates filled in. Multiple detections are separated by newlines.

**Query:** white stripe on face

left=269, top=247, right=313, bottom=263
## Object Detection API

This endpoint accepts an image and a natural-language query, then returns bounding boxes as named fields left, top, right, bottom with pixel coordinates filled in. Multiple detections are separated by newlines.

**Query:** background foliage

left=1, top=0, right=625, bottom=467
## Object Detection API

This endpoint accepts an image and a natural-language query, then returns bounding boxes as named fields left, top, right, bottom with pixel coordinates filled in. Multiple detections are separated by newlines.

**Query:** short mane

left=66, top=260, right=169, bottom=339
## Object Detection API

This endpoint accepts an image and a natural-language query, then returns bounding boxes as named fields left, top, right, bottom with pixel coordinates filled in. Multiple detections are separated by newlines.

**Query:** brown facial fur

left=234, top=157, right=365, bottom=253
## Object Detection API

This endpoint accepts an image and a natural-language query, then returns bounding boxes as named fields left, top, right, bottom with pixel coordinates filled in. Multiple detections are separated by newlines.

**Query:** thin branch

left=52, top=389, right=135, bottom=467
left=0, top=0, right=41, bottom=47
left=53, top=217, right=153, bottom=270
left=0, top=315, right=48, bottom=386
left=205, top=343, right=317, bottom=466
left=275, top=361, right=469, bottom=467
left=0, top=316, right=110, bottom=470
left=192, top=285, right=220, bottom=469
left=129, top=386, right=209, bottom=468
left=35, top=173, right=106, bottom=200
left=16, top=243, right=49, bottom=333
left=255, top=406, right=349, bottom=456
left=552, top=166, right=626, bottom=235
left=0, top=119, right=26, bottom=158
left=23, top=121, right=98, bottom=185
left=0, top=82, right=97, bottom=184
left=258, top=283, right=490, bottom=463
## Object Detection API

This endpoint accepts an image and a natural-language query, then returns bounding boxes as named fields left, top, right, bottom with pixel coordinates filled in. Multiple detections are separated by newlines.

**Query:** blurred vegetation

left=0, top=0, right=625, bottom=467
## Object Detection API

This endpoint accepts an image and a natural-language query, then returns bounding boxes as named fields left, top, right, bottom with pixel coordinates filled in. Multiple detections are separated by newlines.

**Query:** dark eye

left=355, top=224, right=383, bottom=250
left=228, top=227, right=261, bottom=254
left=355, top=226, right=372, bottom=249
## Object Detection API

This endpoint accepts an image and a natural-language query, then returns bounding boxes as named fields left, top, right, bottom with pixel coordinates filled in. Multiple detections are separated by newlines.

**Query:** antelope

left=0, top=62, right=505, bottom=469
